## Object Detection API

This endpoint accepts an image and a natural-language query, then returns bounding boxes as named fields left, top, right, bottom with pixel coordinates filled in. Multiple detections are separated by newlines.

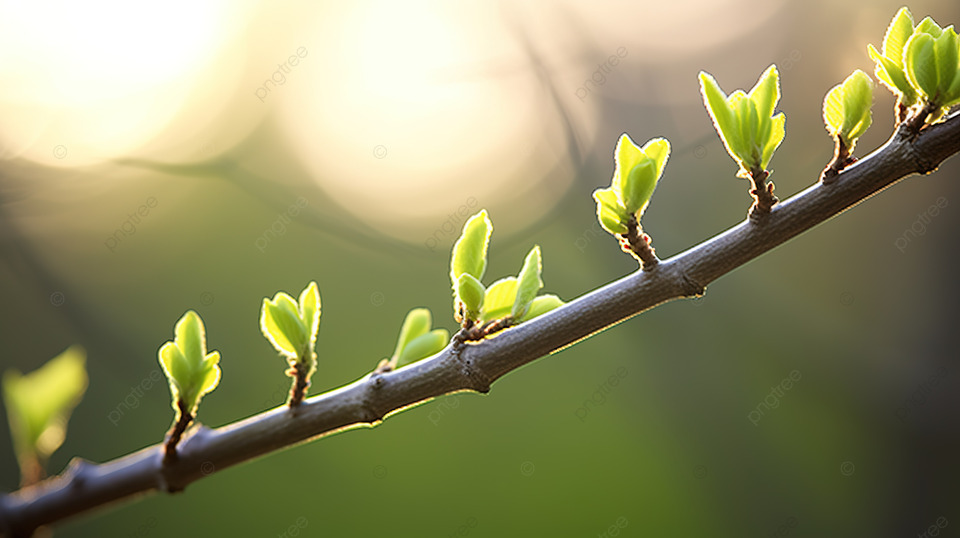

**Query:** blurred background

left=1, top=0, right=959, bottom=536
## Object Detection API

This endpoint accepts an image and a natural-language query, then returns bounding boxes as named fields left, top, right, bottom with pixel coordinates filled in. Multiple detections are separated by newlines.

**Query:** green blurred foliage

left=3, top=346, right=87, bottom=485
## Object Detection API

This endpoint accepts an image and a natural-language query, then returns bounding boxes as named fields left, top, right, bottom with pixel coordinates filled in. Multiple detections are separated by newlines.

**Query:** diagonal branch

left=2, top=112, right=959, bottom=536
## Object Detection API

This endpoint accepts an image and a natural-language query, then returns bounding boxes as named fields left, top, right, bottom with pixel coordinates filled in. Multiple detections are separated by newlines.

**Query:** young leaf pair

left=260, top=282, right=321, bottom=406
left=699, top=65, right=786, bottom=215
left=593, top=134, right=669, bottom=237
left=377, top=308, right=449, bottom=372
left=590, top=134, right=669, bottom=267
left=869, top=7, right=960, bottom=124
left=699, top=65, right=785, bottom=181
left=821, top=70, right=874, bottom=181
left=450, top=210, right=563, bottom=332
left=156, top=310, right=222, bottom=459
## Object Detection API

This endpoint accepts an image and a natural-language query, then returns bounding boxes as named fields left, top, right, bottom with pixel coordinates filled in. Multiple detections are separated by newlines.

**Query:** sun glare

left=279, top=1, right=580, bottom=242
left=0, top=0, right=254, bottom=165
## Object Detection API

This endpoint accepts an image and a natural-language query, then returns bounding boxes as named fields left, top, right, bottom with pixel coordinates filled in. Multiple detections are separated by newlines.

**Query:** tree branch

left=2, top=112, right=958, bottom=536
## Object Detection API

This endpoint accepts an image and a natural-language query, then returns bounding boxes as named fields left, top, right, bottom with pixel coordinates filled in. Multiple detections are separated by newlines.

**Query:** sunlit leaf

left=593, top=188, right=629, bottom=235
left=869, top=44, right=915, bottom=99
left=700, top=67, right=784, bottom=176
left=512, top=246, right=543, bottom=319
left=915, top=16, right=943, bottom=38
left=883, top=7, right=915, bottom=68
left=482, top=277, right=518, bottom=322
left=933, top=27, right=959, bottom=103
left=298, top=281, right=321, bottom=350
left=612, top=134, right=646, bottom=196
left=622, top=159, right=656, bottom=216
left=396, top=329, right=449, bottom=368
left=450, top=210, right=492, bottom=286
left=700, top=72, right=740, bottom=162
left=456, top=273, right=486, bottom=321
left=750, top=65, right=780, bottom=120
left=517, top=294, right=565, bottom=323
left=642, top=137, right=671, bottom=181
left=260, top=294, right=307, bottom=359
left=158, top=311, right=221, bottom=414
left=905, top=32, right=938, bottom=97
left=760, top=113, right=785, bottom=171
left=823, top=70, right=873, bottom=149
left=392, top=308, right=432, bottom=359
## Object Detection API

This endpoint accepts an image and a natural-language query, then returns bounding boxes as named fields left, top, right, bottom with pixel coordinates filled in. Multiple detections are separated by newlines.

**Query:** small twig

left=373, top=358, right=393, bottom=374
left=17, top=456, right=45, bottom=489
left=618, top=214, right=658, bottom=270
left=902, top=102, right=939, bottom=139
left=747, top=169, right=778, bottom=220
left=453, top=317, right=514, bottom=352
left=287, top=360, right=312, bottom=407
left=821, top=136, right=856, bottom=184
left=163, top=400, right=193, bottom=464
left=896, top=101, right=910, bottom=125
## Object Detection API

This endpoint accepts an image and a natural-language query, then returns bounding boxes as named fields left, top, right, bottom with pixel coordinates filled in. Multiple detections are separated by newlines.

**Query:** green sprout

left=821, top=69, right=874, bottom=182
left=480, top=256, right=563, bottom=325
left=449, top=211, right=563, bottom=341
left=456, top=273, right=486, bottom=323
left=3, top=346, right=87, bottom=486
left=260, top=281, right=321, bottom=407
left=870, top=7, right=960, bottom=126
left=449, top=210, right=492, bottom=325
left=376, top=308, right=450, bottom=372
left=903, top=21, right=960, bottom=121
left=699, top=65, right=785, bottom=215
left=450, top=210, right=492, bottom=289
left=158, top=311, right=221, bottom=460
left=592, top=134, right=669, bottom=267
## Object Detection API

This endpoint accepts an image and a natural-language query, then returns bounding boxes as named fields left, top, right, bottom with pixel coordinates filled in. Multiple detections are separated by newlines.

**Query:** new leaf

left=158, top=311, right=221, bottom=416
left=823, top=70, right=874, bottom=149
left=260, top=282, right=321, bottom=366
left=450, top=210, right=492, bottom=287
left=512, top=246, right=543, bottom=319
left=388, top=308, right=449, bottom=369
left=699, top=65, right=786, bottom=177
left=868, top=7, right=919, bottom=108
left=592, top=134, right=670, bottom=237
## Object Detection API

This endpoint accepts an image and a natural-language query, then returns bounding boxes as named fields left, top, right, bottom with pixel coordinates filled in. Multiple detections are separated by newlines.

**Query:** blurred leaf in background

left=3, top=345, right=87, bottom=486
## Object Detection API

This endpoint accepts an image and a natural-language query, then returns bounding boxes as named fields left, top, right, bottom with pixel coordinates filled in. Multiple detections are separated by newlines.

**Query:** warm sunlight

left=0, top=0, right=254, bottom=166
left=279, top=1, right=583, bottom=240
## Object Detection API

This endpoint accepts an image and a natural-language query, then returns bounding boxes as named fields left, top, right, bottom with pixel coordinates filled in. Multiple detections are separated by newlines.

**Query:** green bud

left=823, top=70, right=874, bottom=149
left=260, top=281, right=322, bottom=386
left=700, top=65, right=785, bottom=176
left=158, top=311, right=221, bottom=415
left=456, top=273, right=486, bottom=322
left=612, top=135, right=670, bottom=216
